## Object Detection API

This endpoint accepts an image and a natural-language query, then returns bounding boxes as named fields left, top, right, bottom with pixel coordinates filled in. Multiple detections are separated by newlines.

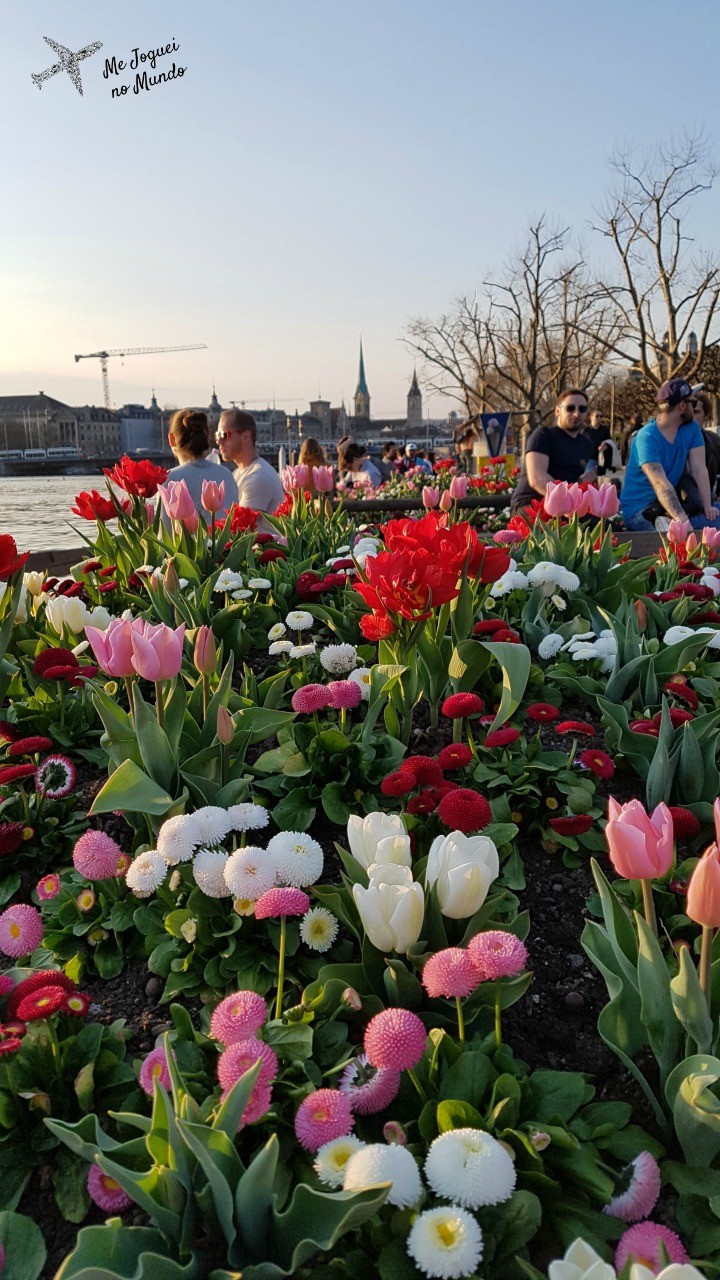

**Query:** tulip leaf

left=666, top=1054, right=720, bottom=1167
left=480, top=642, right=531, bottom=733
left=635, top=912, right=682, bottom=1089
left=89, top=759, right=176, bottom=817
left=0, top=1210, right=46, bottom=1280
left=670, top=945, right=713, bottom=1053
left=131, top=684, right=176, bottom=794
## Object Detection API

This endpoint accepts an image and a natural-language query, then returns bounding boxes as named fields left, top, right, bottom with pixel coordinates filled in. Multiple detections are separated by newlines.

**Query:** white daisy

left=215, top=570, right=243, bottom=592
left=319, top=643, right=358, bottom=675
left=300, top=907, right=339, bottom=952
left=700, top=576, right=720, bottom=597
left=407, top=1206, right=483, bottom=1280
left=572, top=646, right=602, bottom=661
left=289, top=643, right=317, bottom=659
left=538, top=633, right=564, bottom=659
left=335, top=545, right=352, bottom=554
left=695, top=627, right=720, bottom=649
left=268, top=831, right=324, bottom=887
left=223, top=846, right=276, bottom=900
left=663, top=625, right=696, bottom=646
left=157, top=814, right=198, bottom=865
left=490, top=570, right=529, bottom=597
left=125, top=850, right=167, bottom=897
left=247, top=578, right=272, bottom=590
left=269, top=641, right=293, bottom=655
left=268, top=623, right=287, bottom=641
left=567, top=632, right=596, bottom=642
left=314, top=1136, right=366, bottom=1188
left=424, top=1128, right=516, bottom=1209
left=285, top=610, right=314, bottom=631
left=526, top=561, right=559, bottom=586
left=232, top=589, right=253, bottom=600
left=349, top=667, right=372, bottom=700
left=227, top=802, right=269, bottom=832
left=550, top=594, right=567, bottom=610
left=554, top=568, right=581, bottom=592
left=193, top=848, right=232, bottom=898
left=343, top=1144, right=422, bottom=1209
left=189, top=807, right=233, bottom=847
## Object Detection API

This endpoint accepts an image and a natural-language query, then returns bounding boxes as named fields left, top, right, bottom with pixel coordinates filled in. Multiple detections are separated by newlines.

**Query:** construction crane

left=74, top=344, right=207, bottom=410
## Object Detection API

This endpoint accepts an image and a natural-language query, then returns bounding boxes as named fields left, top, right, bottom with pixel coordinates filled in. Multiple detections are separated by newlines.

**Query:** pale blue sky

left=1, top=0, right=719, bottom=417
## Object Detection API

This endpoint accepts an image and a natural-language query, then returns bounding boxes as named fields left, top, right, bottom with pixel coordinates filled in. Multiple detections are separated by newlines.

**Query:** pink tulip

left=85, top=618, right=136, bottom=677
left=281, top=464, right=309, bottom=492
left=183, top=509, right=199, bottom=534
left=130, top=620, right=185, bottom=681
left=144, top=501, right=156, bottom=524
left=193, top=625, right=217, bottom=675
left=312, top=466, right=334, bottom=492
left=584, top=484, right=620, bottom=518
left=158, top=480, right=195, bottom=522
left=544, top=481, right=575, bottom=517
left=605, top=797, right=674, bottom=881
left=686, top=844, right=720, bottom=928
left=568, top=484, right=591, bottom=516
left=449, top=474, right=468, bottom=500
left=422, top=486, right=440, bottom=510
left=439, top=490, right=453, bottom=512
left=703, top=527, right=720, bottom=550
left=667, top=518, right=692, bottom=545
left=201, top=478, right=226, bottom=514
left=493, top=529, right=524, bottom=545
left=686, top=532, right=700, bottom=554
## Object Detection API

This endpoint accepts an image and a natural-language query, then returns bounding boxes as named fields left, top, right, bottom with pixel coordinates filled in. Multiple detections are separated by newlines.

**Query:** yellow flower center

left=101, top=1175, right=121, bottom=1192
left=545, top=798, right=559, bottom=810
left=435, top=1219, right=460, bottom=1249
left=9, top=923, right=20, bottom=938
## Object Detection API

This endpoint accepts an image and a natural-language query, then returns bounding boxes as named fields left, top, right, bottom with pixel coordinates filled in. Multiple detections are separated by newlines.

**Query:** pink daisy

left=254, top=886, right=310, bottom=920
left=291, top=684, right=329, bottom=714
left=0, top=974, right=14, bottom=997
left=210, top=990, right=267, bottom=1045
left=422, top=948, right=480, bottom=999
left=294, top=1088, right=354, bottom=1151
left=87, top=1164, right=132, bottom=1212
left=604, top=1152, right=661, bottom=1222
left=615, top=1222, right=689, bottom=1273
left=364, top=1008, right=427, bottom=1071
left=35, top=754, right=76, bottom=798
left=326, top=680, right=363, bottom=710
left=217, top=1038, right=278, bottom=1092
left=220, top=1081, right=274, bottom=1127
left=0, top=904, right=43, bottom=958
left=36, top=873, right=61, bottom=901
left=139, top=1045, right=172, bottom=1096
left=339, top=1054, right=401, bottom=1114
left=73, top=830, right=124, bottom=880
left=468, top=930, right=528, bottom=980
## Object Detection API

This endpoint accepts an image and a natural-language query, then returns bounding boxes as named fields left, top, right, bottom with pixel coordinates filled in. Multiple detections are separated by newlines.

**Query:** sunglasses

left=215, top=430, right=236, bottom=440
left=563, top=404, right=587, bottom=414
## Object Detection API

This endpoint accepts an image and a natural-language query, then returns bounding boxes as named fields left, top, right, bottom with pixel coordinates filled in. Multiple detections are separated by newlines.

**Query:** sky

left=2, top=0, right=719, bottom=419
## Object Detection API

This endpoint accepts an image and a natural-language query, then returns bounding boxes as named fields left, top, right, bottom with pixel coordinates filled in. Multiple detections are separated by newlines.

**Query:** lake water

left=0, top=476, right=100, bottom=552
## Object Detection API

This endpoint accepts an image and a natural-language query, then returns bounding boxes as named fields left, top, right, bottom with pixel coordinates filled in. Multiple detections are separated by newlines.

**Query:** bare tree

left=405, top=219, right=622, bottom=435
left=594, top=133, right=720, bottom=386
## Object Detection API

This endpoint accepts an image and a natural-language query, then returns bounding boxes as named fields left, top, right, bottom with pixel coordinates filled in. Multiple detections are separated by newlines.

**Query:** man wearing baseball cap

left=620, top=378, right=720, bottom=530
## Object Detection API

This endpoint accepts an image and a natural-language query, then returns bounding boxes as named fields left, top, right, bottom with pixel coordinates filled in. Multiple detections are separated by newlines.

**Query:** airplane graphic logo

left=31, top=37, right=103, bottom=96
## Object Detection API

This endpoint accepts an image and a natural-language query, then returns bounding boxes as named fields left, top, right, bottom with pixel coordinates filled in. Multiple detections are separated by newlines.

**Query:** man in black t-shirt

left=511, top=389, right=597, bottom=512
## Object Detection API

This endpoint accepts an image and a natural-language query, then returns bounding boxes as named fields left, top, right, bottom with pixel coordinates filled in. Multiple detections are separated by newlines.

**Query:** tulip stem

left=155, top=681, right=165, bottom=730
left=124, top=678, right=135, bottom=725
left=699, top=925, right=714, bottom=1009
left=274, top=916, right=287, bottom=1021
left=407, top=1068, right=428, bottom=1104
left=455, top=997, right=465, bottom=1044
left=494, top=983, right=502, bottom=1050
left=202, top=673, right=210, bottom=720
left=640, top=878, right=658, bottom=937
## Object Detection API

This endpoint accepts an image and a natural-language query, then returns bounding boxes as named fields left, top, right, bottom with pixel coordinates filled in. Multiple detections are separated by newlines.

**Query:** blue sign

left=478, top=412, right=511, bottom=456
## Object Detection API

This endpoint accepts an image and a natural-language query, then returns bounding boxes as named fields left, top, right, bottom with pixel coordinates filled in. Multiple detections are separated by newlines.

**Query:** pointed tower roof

left=355, top=337, right=369, bottom=397
left=150, top=388, right=159, bottom=412
left=409, top=368, right=420, bottom=396
left=209, top=386, right=221, bottom=412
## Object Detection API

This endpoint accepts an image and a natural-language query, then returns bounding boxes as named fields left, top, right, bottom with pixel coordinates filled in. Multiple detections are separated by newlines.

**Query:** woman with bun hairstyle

left=166, top=408, right=239, bottom=520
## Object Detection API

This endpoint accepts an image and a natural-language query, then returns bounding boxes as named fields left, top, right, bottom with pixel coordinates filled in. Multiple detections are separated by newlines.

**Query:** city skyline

left=2, top=1, right=720, bottom=415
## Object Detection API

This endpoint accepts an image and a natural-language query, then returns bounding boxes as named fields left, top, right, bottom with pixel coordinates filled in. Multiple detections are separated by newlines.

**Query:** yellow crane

left=74, top=344, right=207, bottom=409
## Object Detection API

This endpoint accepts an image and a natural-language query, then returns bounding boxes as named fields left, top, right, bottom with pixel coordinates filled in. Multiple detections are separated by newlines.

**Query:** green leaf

left=89, top=759, right=176, bottom=818
left=670, top=945, right=713, bottom=1054
left=635, top=912, right=681, bottom=1089
left=53, top=1151, right=92, bottom=1223
left=436, top=1099, right=484, bottom=1131
left=269, top=1184, right=389, bottom=1275
left=233, top=1135, right=280, bottom=1262
left=480, top=641, right=531, bottom=733
left=53, top=1225, right=194, bottom=1280
left=0, top=1209, right=47, bottom=1280
left=131, top=684, right=177, bottom=794
left=665, top=1054, right=720, bottom=1167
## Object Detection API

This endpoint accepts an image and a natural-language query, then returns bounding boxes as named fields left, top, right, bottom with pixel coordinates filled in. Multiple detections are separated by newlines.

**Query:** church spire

left=354, top=335, right=371, bottom=422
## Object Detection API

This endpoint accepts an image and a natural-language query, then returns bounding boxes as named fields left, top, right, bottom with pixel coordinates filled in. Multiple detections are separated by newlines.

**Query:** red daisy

left=437, top=743, right=473, bottom=770
left=441, top=693, right=484, bottom=719
left=664, top=681, right=698, bottom=710
left=484, top=727, right=521, bottom=748
left=473, top=619, right=507, bottom=635
left=407, top=790, right=439, bottom=815
left=668, top=806, right=701, bottom=838
left=437, top=789, right=492, bottom=833
left=380, top=769, right=415, bottom=798
left=402, top=755, right=445, bottom=787
left=629, top=719, right=660, bottom=737
left=0, top=763, right=37, bottom=785
left=7, top=737, right=53, bottom=757
left=526, top=703, right=560, bottom=723
left=7, top=970, right=76, bottom=1019
left=549, top=814, right=594, bottom=835
left=0, top=722, right=17, bottom=744
left=555, top=721, right=595, bottom=737
left=579, top=748, right=616, bottom=779
left=0, top=822, right=25, bottom=856
left=15, top=984, right=68, bottom=1021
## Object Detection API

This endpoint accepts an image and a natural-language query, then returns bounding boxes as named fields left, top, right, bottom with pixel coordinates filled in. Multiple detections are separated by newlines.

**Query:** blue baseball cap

left=656, top=378, right=693, bottom=408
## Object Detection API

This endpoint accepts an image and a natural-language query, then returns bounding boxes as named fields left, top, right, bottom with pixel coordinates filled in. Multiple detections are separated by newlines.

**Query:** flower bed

left=0, top=472, right=719, bottom=1280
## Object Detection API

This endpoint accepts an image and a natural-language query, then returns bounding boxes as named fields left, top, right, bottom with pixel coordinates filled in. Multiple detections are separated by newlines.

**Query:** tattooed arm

left=640, top=461, right=687, bottom=521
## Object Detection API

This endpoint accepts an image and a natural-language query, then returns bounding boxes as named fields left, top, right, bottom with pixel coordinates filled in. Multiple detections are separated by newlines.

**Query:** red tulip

left=104, top=456, right=168, bottom=498
left=0, top=535, right=30, bottom=582
left=71, top=490, right=117, bottom=522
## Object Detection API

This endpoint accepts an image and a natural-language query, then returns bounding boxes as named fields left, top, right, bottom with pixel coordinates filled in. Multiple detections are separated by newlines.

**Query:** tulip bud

left=164, top=560, right=180, bottom=594
left=194, top=625, right=217, bottom=676
left=449, top=474, right=468, bottom=501
left=383, top=1121, right=407, bottom=1145
left=169, top=870, right=182, bottom=892
left=216, top=704, right=235, bottom=745
left=341, top=986, right=363, bottom=1012
left=422, top=486, right=440, bottom=510
left=529, top=1130, right=551, bottom=1152
left=686, top=532, right=700, bottom=554
left=284, top=1003, right=307, bottom=1022
left=634, top=599, right=648, bottom=632
left=686, top=843, right=720, bottom=927
left=439, top=490, right=453, bottom=512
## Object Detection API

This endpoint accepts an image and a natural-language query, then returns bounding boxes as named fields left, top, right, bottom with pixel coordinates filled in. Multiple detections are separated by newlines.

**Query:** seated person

left=166, top=409, right=239, bottom=520
left=620, top=379, right=720, bottom=531
left=511, top=389, right=597, bottom=512
left=339, top=441, right=382, bottom=488
left=298, top=436, right=331, bottom=492
left=377, top=442, right=399, bottom=482
left=691, top=391, right=720, bottom=498
left=412, top=447, right=433, bottom=475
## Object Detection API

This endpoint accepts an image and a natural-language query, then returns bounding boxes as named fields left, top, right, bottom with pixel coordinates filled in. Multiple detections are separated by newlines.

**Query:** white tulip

left=24, top=571, right=45, bottom=597
left=425, top=831, right=500, bottom=920
left=633, top=1266, right=710, bottom=1280
left=85, top=607, right=114, bottom=631
left=346, top=812, right=407, bottom=870
left=0, top=582, right=28, bottom=623
left=45, top=594, right=90, bottom=634
left=353, top=864, right=424, bottom=954
left=548, top=1238, right=616, bottom=1280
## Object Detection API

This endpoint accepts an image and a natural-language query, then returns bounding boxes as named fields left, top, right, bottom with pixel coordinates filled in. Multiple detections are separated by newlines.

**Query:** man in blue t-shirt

left=620, top=378, right=720, bottom=530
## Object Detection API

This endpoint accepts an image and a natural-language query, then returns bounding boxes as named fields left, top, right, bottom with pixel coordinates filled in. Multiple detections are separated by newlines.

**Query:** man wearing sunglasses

left=511, top=388, right=597, bottom=513
left=620, top=378, right=720, bottom=531
left=215, top=409, right=284, bottom=519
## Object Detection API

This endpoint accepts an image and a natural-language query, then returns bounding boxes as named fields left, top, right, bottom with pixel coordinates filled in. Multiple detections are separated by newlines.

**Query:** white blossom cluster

left=663, top=624, right=720, bottom=649
left=538, top=629, right=617, bottom=672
